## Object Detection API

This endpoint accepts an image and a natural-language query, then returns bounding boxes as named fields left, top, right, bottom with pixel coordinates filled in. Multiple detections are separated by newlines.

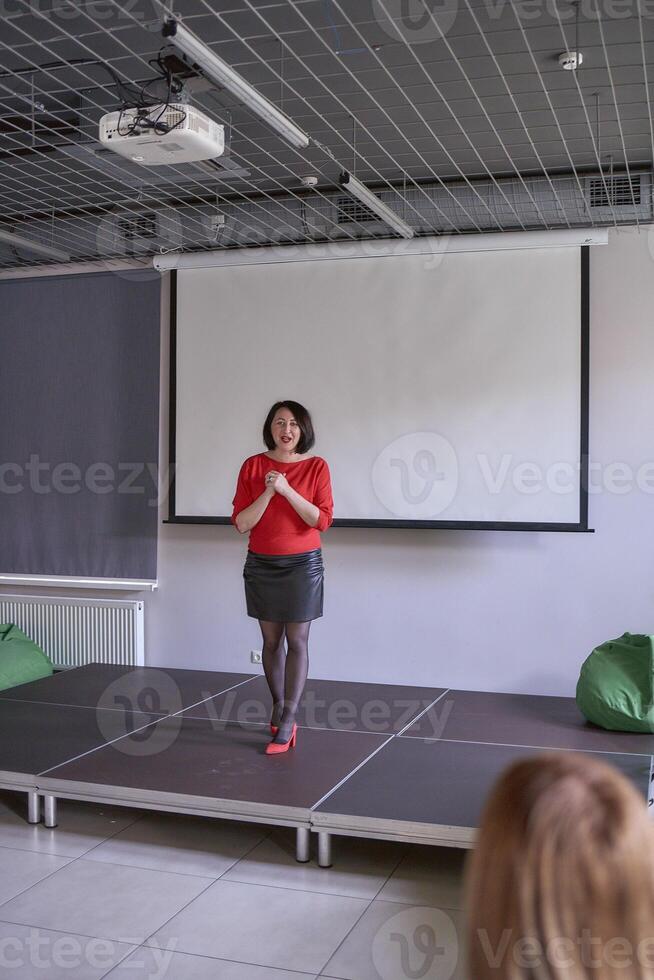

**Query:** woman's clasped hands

left=264, top=470, right=290, bottom=496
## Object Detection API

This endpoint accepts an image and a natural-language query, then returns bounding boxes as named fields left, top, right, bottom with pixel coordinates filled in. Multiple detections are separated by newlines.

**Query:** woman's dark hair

left=263, top=400, right=315, bottom=454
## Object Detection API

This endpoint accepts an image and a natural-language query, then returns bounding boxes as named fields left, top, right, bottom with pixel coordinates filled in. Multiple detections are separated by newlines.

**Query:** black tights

left=259, top=619, right=311, bottom=743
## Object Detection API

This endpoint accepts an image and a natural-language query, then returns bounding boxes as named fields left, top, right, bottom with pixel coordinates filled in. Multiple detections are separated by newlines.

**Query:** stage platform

left=0, top=664, right=651, bottom=867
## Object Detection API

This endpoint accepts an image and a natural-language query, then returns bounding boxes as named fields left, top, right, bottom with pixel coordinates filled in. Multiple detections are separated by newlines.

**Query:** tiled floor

left=0, top=789, right=468, bottom=980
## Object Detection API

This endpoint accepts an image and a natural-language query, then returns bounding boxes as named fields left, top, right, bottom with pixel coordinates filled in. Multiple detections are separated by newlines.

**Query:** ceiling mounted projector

left=99, top=103, right=224, bottom=165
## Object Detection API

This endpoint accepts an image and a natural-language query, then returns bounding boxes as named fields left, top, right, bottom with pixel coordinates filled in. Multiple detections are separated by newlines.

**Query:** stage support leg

left=43, top=795, right=57, bottom=828
left=317, top=831, right=332, bottom=868
left=296, top=827, right=310, bottom=863
left=27, top=791, right=40, bottom=824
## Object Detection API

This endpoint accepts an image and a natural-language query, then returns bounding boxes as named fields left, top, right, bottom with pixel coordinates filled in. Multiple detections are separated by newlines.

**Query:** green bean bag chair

left=0, top=624, right=53, bottom=692
left=576, top=633, right=654, bottom=733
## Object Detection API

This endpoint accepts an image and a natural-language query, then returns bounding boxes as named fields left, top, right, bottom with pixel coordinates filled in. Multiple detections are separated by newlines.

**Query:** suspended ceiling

left=0, top=0, right=652, bottom=267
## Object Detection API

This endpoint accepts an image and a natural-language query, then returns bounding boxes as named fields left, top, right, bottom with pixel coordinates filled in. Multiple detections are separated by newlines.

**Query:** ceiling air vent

left=117, top=214, right=158, bottom=240
left=587, top=174, right=642, bottom=208
left=336, top=195, right=379, bottom=224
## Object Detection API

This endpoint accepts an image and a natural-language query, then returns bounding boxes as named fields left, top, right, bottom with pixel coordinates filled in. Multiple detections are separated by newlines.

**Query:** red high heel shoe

left=270, top=724, right=279, bottom=735
left=265, top=723, right=297, bottom=755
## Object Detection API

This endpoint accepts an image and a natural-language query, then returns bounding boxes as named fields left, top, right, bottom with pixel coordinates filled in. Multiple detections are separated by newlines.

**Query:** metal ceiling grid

left=0, top=0, right=651, bottom=269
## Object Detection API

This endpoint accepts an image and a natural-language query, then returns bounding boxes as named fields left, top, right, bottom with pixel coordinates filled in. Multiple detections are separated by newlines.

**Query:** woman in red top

left=231, top=400, right=334, bottom=754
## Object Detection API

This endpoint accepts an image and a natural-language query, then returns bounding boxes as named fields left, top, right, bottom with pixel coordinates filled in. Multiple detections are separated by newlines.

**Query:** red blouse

left=231, top=452, right=334, bottom=555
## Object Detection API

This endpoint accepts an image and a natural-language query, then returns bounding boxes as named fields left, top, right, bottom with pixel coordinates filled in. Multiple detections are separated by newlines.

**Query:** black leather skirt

left=243, top=548, right=324, bottom=623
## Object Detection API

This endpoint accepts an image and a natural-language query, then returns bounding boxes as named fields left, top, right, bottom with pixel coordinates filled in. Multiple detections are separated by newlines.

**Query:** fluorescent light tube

left=0, top=229, right=71, bottom=262
left=162, top=18, right=310, bottom=151
left=339, top=171, right=415, bottom=239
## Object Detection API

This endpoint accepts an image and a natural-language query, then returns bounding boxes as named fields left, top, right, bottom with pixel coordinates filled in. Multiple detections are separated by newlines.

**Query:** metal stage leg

left=43, top=795, right=57, bottom=828
left=27, top=791, right=40, bottom=824
left=317, top=831, right=332, bottom=868
left=296, top=827, right=310, bottom=863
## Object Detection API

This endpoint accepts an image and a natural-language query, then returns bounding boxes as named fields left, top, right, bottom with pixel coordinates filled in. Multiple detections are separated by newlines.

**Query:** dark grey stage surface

left=0, top=665, right=651, bottom=849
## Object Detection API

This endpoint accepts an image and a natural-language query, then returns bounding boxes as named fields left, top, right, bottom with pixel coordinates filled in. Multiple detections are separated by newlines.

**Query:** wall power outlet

left=250, top=650, right=262, bottom=664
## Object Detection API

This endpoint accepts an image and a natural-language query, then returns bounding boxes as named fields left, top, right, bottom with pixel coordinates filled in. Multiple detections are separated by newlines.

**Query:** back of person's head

left=466, top=752, right=654, bottom=980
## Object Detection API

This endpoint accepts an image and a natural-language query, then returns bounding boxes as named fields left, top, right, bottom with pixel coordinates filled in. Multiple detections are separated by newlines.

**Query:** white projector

left=99, top=103, right=225, bottom=165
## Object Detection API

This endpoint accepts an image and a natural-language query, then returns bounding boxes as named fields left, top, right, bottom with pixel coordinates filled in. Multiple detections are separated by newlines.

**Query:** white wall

left=5, top=227, right=653, bottom=696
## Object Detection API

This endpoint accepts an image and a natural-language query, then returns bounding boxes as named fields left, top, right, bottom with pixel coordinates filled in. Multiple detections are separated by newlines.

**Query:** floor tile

left=321, top=900, right=467, bottom=980
left=0, top=797, right=141, bottom=858
left=0, top=921, right=135, bottom=979
left=376, top=845, right=468, bottom=909
left=224, top=828, right=407, bottom=899
left=105, top=947, right=318, bottom=979
left=0, top=859, right=213, bottom=943
left=84, top=811, right=269, bottom=877
left=148, top=878, right=368, bottom=974
left=0, top=847, right=71, bottom=905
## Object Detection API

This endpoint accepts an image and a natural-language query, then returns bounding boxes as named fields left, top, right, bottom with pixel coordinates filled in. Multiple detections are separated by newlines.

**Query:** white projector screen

left=170, top=246, right=588, bottom=530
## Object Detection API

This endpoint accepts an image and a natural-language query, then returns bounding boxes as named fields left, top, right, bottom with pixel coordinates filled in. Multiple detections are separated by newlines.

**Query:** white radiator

left=0, top=595, right=144, bottom=668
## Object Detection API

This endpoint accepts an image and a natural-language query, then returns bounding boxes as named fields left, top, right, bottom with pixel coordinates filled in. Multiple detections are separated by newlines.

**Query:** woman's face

left=271, top=408, right=301, bottom=453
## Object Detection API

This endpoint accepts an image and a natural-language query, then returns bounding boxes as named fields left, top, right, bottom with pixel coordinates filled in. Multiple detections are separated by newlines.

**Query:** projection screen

left=169, top=245, right=589, bottom=530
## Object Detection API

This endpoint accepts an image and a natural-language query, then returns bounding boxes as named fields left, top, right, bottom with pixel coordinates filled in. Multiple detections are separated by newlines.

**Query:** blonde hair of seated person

left=466, top=752, right=654, bottom=980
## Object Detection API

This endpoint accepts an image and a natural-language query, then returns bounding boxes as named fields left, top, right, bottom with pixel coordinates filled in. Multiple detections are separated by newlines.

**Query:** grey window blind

left=0, top=270, right=161, bottom=582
